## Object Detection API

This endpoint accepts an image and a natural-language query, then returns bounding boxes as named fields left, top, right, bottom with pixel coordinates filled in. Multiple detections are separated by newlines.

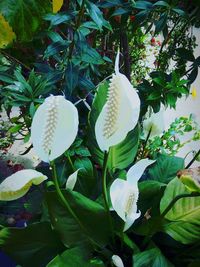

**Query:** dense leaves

left=0, top=222, right=64, bottom=267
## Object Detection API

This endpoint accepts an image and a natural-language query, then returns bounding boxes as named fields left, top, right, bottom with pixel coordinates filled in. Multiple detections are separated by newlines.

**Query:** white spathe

left=31, top=95, right=79, bottom=162
left=95, top=51, right=140, bottom=152
left=112, top=255, right=124, bottom=267
left=0, top=169, right=47, bottom=201
left=110, top=159, right=156, bottom=231
left=65, top=169, right=80, bottom=190
left=143, top=108, right=165, bottom=138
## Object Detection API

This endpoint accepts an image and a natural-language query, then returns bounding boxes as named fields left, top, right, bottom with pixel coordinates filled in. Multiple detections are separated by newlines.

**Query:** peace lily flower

left=143, top=108, right=165, bottom=138
left=110, top=159, right=155, bottom=231
left=65, top=169, right=80, bottom=190
left=31, top=95, right=79, bottom=162
left=95, top=51, right=140, bottom=152
left=0, top=170, right=47, bottom=201
left=112, top=255, right=124, bottom=267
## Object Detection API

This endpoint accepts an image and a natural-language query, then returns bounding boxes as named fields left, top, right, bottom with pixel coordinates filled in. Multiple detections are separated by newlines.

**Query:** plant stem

left=50, top=160, right=99, bottom=248
left=1, top=50, right=31, bottom=71
left=102, top=151, right=115, bottom=245
left=185, top=149, right=200, bottom=169
left=161, top=192, right=200, bottom=218
left=102, top=151, right=109, bottom=211
left=68, top=0, right=85, bottom=60
left=141, top=127, right=152, bottom=158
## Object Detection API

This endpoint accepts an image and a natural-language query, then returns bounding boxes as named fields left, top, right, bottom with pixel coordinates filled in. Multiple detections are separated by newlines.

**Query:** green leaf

left=8, top=124, right=23, bottom=133
left=155, top=13, right=168, bottom=35
left=86, top=1, right=112, bottom=31
left=148, top=154, right=185, bottom=184
left=46, top=189, right=110, bottom=247
left=87, top=81, right=140, bottom=171
left=134, top=1, right=153, bottom=10
left=172, top=8, right=186, bottom=16
left=138, top=180, right=166, bottom=216
left=0, top=222, right=64, bottom=267
left=160, top=178, right=200, bottom=244
left=153, top=1, right=170, bottom=8
left=74, top=157, right=97, bottom=197
left=47, top=246, right=105, bottom=267
left=0, top=0, right=51, bottom=42
left=65, top=62, right=79, bottom=95
left=133, top=247, right=174, bottom=267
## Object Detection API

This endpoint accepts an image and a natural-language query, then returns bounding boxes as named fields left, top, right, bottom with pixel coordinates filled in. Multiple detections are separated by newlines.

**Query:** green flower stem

left=185, top=149, right=200, bottom=169
left=141, top=127, right=152, bottom=158
left=67, top=154, right=75, bottom=171
left=102, top=151, right=110, bottom=211
left=102, top=151, right=115, bottom=246
left=161, top=192, right=200, bottom=218
left=50, top=160, right=99, bottom=248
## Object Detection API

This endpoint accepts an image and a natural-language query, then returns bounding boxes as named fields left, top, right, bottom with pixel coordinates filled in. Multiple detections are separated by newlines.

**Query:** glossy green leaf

left=133, top=247, right=174, bottom=267
left=148, top=154, right=185, bottom=184
left=47, top=246, right=105, bottom=267
left=0, top=222, right=64, bottom=267
left=160, top=178, right=200, bottom=244
left=46, top=189, right=110, bottom=247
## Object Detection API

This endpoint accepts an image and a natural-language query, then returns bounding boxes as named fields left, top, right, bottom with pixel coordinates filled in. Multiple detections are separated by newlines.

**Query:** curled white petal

left=112, top=255, right=124, bottom=267
left=110, top=159, right=155, bottom=231
left=65, top=169, right=80, bottom=190
left=95, top=73, right=140, bottom=152
left=0, top=170, right=47, bottom=201
left=127, top=159, right=156, bottom=185
left=124, top=211, right=141, bottom=232
left=110, top=178, right=128, bottom=221
left=31, top=95, right=79, bottom=162
left=143, top=109, right=165, bottom=138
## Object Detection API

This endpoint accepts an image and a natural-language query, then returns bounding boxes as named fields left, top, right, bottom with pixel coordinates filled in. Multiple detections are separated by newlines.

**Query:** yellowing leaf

left=52, top=0, right=63, bottom=13
left=0, top=14, right=16, bottom=48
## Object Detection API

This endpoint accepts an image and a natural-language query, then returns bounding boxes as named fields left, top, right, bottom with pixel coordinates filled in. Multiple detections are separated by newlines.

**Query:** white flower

left=31, top=95, right=79, bottom=162
left=143, top=109, right=164, bottom=138
left=65, top=169, right=80, bottom=190
left=0, top=170, right=47, bottom=201
left=110, top=159, right=155, bottom=231
left=112, top=255, right=124, bottom=267
left=95, top=51, right=140, bottom=152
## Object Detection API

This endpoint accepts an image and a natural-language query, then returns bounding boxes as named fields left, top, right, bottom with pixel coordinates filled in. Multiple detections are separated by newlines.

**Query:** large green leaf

left=0, top=222, right=64, bottom=267
left=133, top=247, right=174, bottom=267
left=0, top=0, right=51, bottom=42
left=87, top=81, right=140, bottom=171
left=47, top=246, right=105, bottom=267
left=160, top=177, right=200, bottom=244
left=148, top=154, right=184, bottom=183
left=46, top=189, right=110, bottom=247
left=138, top=180, right=166, bottom=216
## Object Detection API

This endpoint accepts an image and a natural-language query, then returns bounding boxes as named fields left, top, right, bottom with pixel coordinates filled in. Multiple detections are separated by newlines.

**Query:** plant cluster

left=0, top=1, right=200, bottom=267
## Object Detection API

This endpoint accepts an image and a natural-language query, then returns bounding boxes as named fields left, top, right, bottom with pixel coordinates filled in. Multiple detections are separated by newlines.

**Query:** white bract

left=65, top=169, right=80, bottom=190
left=143, top=108, right=164, bottom=138
left=110, top=159, right=155, bottom=231
left=31, top=95, right=79, bottom=162
left=112, top=255, right=124, bottom=267
left=0, top=170, right=47, bottom=201
left=95, top=51, right=140, bottom=152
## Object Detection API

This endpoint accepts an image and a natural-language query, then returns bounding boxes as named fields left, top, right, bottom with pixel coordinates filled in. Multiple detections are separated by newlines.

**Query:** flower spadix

left=112, top=255, right=124, bottom=267
left=95, top=51, right=140, bottom=152
left=31, top=95, right=78, bottom=162
left=110, top=159, right=155, bottom=231
left=0, top=170, right=47, bottom=201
